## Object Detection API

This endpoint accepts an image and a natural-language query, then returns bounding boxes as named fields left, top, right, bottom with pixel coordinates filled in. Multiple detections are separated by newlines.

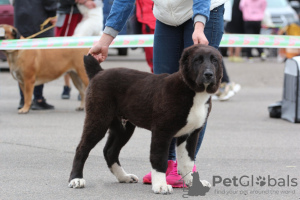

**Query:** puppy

left=0, top=24, right=89, bottom=114
left=68, top=44, right=223, bottom=194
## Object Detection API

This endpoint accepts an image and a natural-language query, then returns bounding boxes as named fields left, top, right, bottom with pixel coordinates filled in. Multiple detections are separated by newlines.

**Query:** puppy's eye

left=212, top=58, right=218, bottom=63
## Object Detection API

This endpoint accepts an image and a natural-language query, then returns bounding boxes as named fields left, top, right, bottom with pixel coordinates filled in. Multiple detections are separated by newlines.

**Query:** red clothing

left=136, top=0, right=156, bottom=30
left=55, top=13, right=82, bottom=36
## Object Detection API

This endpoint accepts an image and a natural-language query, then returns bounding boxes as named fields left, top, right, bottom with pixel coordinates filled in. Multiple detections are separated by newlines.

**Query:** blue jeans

left=153, top=4, right=224, bottom=161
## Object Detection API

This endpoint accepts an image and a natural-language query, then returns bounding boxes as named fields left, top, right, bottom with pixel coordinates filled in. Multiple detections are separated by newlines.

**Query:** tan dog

left=0, top=24, right=89, bottom=114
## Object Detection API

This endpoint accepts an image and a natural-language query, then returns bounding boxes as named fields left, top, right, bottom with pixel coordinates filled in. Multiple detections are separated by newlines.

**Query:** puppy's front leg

left=150, top=132, right=173, bottom=194
left=176, top=129, right=200, bottom=187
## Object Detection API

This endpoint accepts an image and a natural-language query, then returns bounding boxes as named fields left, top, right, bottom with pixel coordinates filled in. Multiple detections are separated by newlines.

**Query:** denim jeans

left=153, top=4, right=224, bottom=161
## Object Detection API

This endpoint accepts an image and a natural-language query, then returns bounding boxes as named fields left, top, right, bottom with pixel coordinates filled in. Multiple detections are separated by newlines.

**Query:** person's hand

left=76, top=0, right=87, bottom=4
left=50, top=17, right=57, bottom=25
left=192, top=22, right=209, bottom=45
left=88, top=33, right=114, bottom=63
left=84, top=1, right=96, bottom=9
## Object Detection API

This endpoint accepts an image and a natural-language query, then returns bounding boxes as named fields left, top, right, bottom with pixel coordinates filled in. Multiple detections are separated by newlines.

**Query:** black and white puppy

left=68, top=44, right=223, bottom=194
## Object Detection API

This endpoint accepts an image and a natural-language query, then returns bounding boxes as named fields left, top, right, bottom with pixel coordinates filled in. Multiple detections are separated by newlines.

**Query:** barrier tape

left=1, top=34, right=300, bottom=50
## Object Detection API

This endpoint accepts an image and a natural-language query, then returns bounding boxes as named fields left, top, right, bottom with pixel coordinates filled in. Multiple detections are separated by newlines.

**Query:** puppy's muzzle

left=203, top=70, right=214, bottom=84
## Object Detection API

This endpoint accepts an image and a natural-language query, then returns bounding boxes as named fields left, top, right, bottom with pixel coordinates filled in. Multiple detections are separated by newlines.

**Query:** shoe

left=166, top=161, right=197, bottom=188
left=31, top=98, right=54, bottom=110
left=233, top=56, right=243, bottom=62
left=61, top=86, right=71, bottom=99
left=228, top=56, right=234, bottom=62
left=18, top=99, right=24, bottom=109
left=143, top=160, right=174, bottom=184
left=78, top=94, right=81, bottom=101
left=260, top=52, right=267, bottom=61
left=215, top=82, right=241, bottom=101
left=247, top=57, right=254, bottom=63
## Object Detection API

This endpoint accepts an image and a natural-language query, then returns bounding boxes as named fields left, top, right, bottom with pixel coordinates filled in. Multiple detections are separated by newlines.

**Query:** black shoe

left=61, top=86, right=71, bottom=99
left=18, top=99, right=24, bottom=109
left=77, top=94, right=81, bottom=101
left=31, top=98, right=54, bottom=110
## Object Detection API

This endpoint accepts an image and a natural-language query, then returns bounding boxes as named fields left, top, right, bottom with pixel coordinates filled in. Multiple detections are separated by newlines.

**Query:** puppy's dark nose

left=204, top=71, right=213, bottom=80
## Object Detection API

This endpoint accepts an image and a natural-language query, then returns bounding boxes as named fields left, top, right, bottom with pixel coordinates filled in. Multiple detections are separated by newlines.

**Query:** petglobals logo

left=212, top=175, right=298, bottom=187
left=212, top=175, right=298, bottom=196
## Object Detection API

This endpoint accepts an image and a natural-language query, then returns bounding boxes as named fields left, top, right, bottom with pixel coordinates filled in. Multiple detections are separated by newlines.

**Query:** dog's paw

left=68, top=178, right=86, bottom=188
left=183, top=172, right=193, bottom=187
left=152, top=183, right=173, bottom=194
left=75, top=107, right=84, bottom=111
left=18, top=108, right=29, bottom=114
left=118, top=174, right=139, bottom=183
left=200, top=180, right=211, bottom=188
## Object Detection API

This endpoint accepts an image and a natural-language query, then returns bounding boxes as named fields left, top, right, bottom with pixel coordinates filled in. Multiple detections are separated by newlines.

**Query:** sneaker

left=18, top=99, right=24, bottom=109
left=260, top=52, right=267, bottom=61
left=215, top=82, right=241, bottom=101
left=247, top=57, right=254, bottom=63
left=61, top=86, right=71, bottom=99
left=233, top=56, right=243, bottom=62
left=143, top=160, right=174, bottom=184
left=228, top=56, right=234, bottom=62
left=78, top=94, right=81, bottom=101
left=31, top=98, right=54, bottom=110
left=166, top=161, right=198, bottom=188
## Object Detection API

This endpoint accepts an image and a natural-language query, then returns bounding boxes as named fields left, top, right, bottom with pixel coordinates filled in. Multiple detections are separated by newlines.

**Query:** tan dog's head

left=0, top=24, right=21, bottom=40
left=179, top=44, right=223, bottom=94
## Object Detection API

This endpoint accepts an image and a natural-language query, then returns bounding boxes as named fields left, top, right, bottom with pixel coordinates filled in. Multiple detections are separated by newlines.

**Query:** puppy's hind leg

left=68, top=111, right=112, bottom=188
left=104, top=118, right=138, bottom=183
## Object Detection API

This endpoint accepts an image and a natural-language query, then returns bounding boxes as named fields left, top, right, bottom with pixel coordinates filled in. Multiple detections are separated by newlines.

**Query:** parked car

left=262, top=0, right=299, bottom=28
left=0, top=0, right=14, bottom=61
left=0, top=0, right=13, bottom=25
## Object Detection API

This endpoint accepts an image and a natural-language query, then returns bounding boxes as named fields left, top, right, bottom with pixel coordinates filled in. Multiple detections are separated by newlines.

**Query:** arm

left=89, top=0, right=135, bottom=62
left=192, top=0, right=211, bottom=45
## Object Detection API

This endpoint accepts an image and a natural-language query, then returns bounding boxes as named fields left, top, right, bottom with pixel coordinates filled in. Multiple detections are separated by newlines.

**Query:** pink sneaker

left=166, top=162, right=197, bottom=188
left=142, top=160, right=175, bottom=184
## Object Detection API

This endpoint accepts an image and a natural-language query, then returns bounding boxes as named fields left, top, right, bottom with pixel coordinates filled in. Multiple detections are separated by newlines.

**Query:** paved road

left=0, top=49, right=299, bottom=200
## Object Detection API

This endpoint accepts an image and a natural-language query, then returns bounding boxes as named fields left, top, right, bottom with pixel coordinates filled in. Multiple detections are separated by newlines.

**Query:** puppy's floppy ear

left=11, top=27, right=21, bottom=39
left=179, top=47, right=192, bottom=71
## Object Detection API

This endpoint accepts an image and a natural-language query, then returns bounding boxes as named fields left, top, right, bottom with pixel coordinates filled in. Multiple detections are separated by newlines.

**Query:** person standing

left=239, top=0, right=267, bottom=62
left=225, top=0, right=245, bottom=62
left=14, top=0, right=56, bottom=110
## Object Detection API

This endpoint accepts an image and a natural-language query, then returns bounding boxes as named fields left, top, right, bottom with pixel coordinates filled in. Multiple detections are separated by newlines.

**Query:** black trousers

left=244, top=21, right=263, bottom=58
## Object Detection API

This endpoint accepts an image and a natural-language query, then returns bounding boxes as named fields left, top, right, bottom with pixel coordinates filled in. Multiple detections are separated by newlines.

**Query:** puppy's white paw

left=152, top=184, right=173, bottom=194
left=200, top=180, right=211, bottom=188
left=68, top=178, right=86, bottom=188
left=183, top=172, right=193, bottom=187
left=118, top=174, right=139, bottom=183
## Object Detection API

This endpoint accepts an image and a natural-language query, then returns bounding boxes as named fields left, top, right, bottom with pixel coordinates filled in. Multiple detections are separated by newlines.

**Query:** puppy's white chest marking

left=175, top=93, right=210, bottom=137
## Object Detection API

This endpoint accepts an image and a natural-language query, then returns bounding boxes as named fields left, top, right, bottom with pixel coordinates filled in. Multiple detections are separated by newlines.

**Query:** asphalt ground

left=0, top=48, right=299, bottom=200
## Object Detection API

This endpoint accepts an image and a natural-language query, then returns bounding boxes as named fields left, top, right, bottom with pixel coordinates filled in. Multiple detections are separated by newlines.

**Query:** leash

left=25, top=16, right=57, bottom=39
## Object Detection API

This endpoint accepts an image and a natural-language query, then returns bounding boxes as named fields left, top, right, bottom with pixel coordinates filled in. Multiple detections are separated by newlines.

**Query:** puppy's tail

left=83, top=54, right=104, bottom=80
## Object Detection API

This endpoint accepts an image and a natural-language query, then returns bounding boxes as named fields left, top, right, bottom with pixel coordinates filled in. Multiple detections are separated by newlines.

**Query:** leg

left=69, top=71, right=86, bottom=111
left=176, top=129, right=200, bottom=187
left=18, top=79, right=35, bottom=114
left=150, top=131, right=174, bottom=194
left=69, top=105, right=114, bottom=188
left=103, top=118, right=138, bottom=183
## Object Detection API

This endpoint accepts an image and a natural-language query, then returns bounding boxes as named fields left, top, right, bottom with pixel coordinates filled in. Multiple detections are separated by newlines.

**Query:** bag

left=281, top=56, right=300, bottom=123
